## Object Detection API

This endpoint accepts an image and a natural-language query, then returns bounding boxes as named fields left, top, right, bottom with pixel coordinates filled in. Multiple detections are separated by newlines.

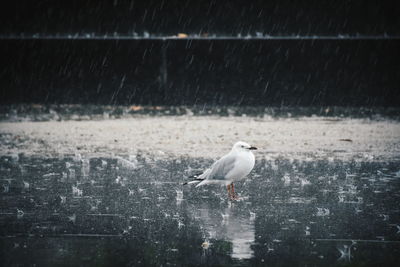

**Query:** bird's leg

left=227, top=184, right=232, bottom=199
left=227, top=183, right=239, bottom=201
left=231, top=183, right=240, bottom=200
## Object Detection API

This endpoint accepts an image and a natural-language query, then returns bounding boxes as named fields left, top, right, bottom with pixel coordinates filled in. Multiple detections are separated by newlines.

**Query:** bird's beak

left=248, top=146, right=257, bottom=150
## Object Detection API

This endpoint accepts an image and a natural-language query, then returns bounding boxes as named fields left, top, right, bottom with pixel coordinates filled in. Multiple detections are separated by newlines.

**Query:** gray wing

left=204, top=153, right=237, bottom=180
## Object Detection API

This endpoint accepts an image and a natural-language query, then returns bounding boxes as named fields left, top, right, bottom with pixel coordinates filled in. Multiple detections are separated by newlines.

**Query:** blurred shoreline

left=1, top=104, right=399, bottom=122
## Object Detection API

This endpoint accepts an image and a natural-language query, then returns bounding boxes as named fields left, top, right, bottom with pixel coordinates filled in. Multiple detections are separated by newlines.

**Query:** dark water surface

left=1, top=38, right=399, bottom=106
left=1, top=154, right=400, bottom=266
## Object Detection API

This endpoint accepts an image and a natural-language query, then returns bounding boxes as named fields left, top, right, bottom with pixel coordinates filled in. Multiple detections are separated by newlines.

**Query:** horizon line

left=1, top=34, right=400, bottom=41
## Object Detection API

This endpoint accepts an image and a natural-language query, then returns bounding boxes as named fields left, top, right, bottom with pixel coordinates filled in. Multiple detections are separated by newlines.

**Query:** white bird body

left=227, top=150, right=255, bottom=182
left=192, top=141, right=257, bottom=198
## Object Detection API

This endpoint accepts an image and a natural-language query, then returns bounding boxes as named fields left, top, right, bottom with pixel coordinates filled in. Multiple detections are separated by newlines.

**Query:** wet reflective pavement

left=1, top=154, right=400, bottom=266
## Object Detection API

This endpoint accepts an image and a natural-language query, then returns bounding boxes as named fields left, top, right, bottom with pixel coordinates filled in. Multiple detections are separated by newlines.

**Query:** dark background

left=0, top=0, right=399, bottom=106
left=1, top=0, right=400, bottom=36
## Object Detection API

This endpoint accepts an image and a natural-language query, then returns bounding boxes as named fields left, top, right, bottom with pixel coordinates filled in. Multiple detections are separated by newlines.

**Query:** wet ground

left=1, top=153, right=400, bottom=266
left=1, top=106, right=400, bottom=266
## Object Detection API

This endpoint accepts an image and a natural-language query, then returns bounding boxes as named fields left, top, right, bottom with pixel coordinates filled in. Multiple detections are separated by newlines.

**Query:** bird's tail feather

left=183, top=180, right=202, bottom=185
left=195, top=179, right=208, bottom=187
left=183, top=177, right=204, bottom=185
left=183, top=169, right=210, bottom=186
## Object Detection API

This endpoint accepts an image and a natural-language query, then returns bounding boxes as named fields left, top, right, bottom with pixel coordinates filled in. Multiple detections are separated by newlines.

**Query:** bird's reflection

left=187, top=201, right=255, bottom=260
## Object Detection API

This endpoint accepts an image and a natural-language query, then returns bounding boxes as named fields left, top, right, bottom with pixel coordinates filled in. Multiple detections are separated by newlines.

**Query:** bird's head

left=232, top=141, right=257, bottom=152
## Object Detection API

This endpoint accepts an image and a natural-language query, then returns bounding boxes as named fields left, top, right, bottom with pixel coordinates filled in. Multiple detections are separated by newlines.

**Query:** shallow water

left=1, top=154, right=400, bottom=266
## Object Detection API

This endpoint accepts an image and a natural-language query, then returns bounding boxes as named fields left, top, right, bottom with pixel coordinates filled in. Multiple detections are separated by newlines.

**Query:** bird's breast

left=227, top=152, right=255, bottom=181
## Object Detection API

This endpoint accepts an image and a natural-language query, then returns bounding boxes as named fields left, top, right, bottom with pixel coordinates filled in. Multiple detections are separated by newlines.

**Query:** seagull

left=185, top=141, right=257, bottom=200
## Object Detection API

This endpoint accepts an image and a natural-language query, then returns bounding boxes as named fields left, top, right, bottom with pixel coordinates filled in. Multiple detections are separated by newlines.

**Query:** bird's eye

left=241, top=145, right=244, bottom=148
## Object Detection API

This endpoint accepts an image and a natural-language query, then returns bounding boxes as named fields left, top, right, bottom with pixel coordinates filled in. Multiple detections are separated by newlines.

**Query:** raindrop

left=17, top=209, right=24, bottom=219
